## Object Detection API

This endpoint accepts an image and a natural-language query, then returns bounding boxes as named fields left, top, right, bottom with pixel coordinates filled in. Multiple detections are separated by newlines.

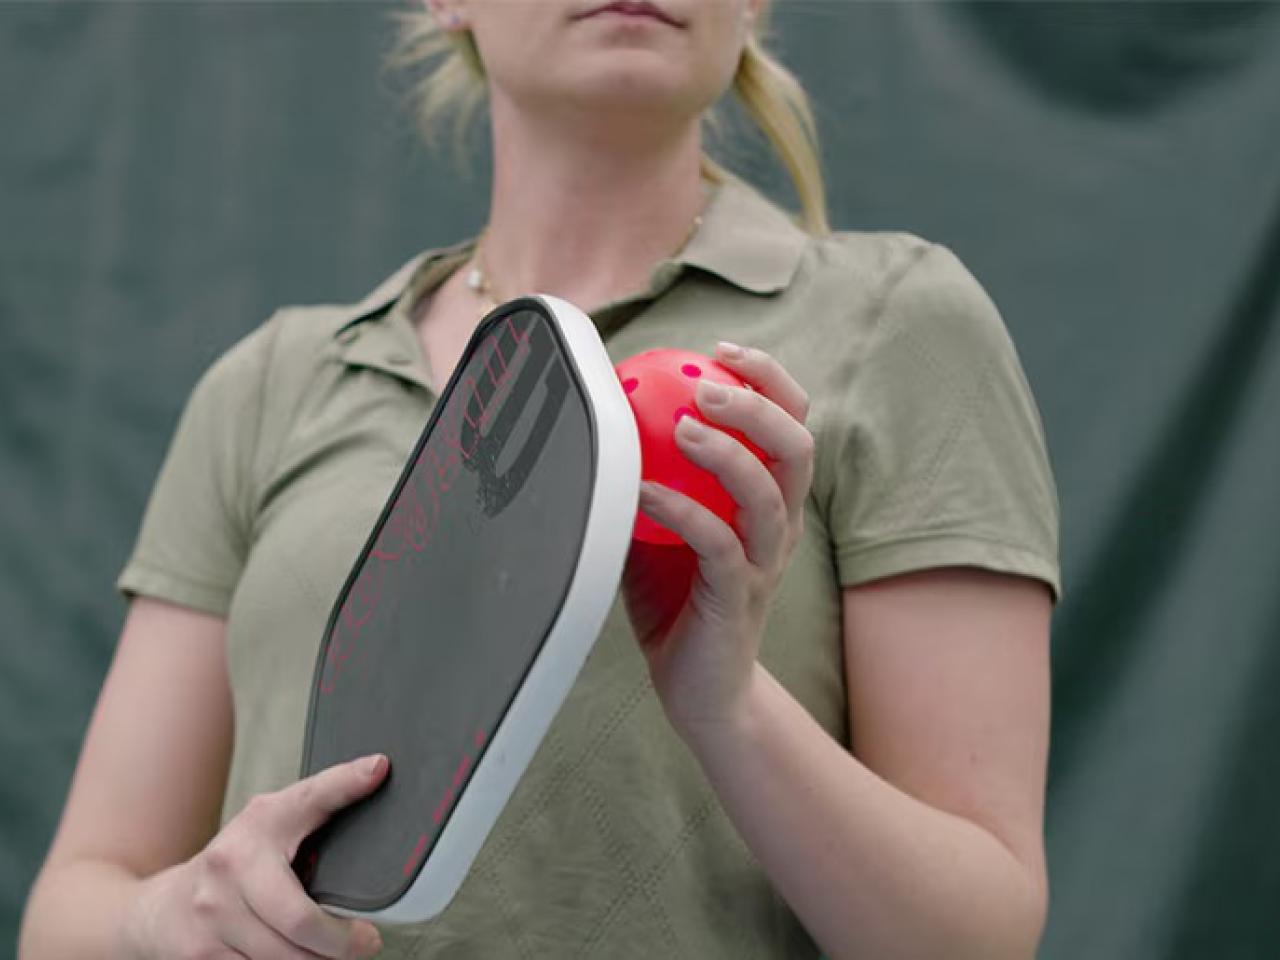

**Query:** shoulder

left=178, top=306, right=346, bottom=446
left=801, top=230, right=998, bottom=324
left=195, top=254, right=426, bottom=400
left=798, top=230, right=1017, bottom=375
left=801, top=228, right=933, bottom=291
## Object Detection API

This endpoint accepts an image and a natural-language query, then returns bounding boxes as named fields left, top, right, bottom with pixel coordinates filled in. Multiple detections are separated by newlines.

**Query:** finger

left=637, top=480, right=748, bottom=603
left=713, top=342, right=810, bottom=424
left=221, top=890, right=329, bottom=960
left=694, top=379, right=815, bottom=529
left=673, top=415, right=785, bottom=567
left=239, top=850, right=382, bottom=960
left=258, top=754, right=389, bottom=854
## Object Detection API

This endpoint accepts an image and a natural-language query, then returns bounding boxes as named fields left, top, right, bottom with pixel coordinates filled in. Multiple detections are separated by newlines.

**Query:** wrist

left=118, top=864, right=174, bottom=960
left=118, top=887, right=151, bottom=960
left=673, top=661, right=769, bottom=759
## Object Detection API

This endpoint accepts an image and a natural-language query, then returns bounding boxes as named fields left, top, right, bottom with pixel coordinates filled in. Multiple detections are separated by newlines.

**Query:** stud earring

left=432, top=3, right=463, bottom=30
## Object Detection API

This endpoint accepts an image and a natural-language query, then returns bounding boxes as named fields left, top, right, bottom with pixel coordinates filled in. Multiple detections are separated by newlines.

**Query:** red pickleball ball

left=616, top=348, right=768, bottom=546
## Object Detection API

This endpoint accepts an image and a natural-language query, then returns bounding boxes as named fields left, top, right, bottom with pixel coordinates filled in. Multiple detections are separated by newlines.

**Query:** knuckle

left=734, top=446, right=760, bottom=480
left=202, top=838, right=238, bottom=876
left=709, top=529, right=744, bottom=567
left=189, top=876, right=222, bottom=920
left=720, top=434, right=746, bottom=466
left=794, top=426, right=815, bottom=460
left=766, top=493, right=788, bottom=531
left=243, top=791, right=279, bottom=824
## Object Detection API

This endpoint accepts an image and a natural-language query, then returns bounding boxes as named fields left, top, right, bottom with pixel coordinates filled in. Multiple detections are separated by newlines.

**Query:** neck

left=479, top=94, right=708, bottom=312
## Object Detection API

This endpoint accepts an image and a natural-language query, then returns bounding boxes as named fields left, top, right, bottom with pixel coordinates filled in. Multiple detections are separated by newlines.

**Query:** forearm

left=680, top=663, right=1046, bottom=960
left=19, top=859, right=157, bottom=960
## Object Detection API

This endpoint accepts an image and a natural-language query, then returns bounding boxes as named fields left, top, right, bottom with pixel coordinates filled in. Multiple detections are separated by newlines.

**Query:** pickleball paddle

left=295, top=295, right=639, bottom=923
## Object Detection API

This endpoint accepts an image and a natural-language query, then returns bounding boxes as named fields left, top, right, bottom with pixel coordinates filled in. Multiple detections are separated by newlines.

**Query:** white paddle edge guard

left=326, top=294, right=641, bottom=924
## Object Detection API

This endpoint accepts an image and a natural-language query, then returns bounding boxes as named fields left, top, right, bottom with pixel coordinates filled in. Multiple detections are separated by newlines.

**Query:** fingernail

left=638, top=481, right=662, bottom=510
left=363, top=927, right=384, bottom=956
left=698, top=380, right=729, bottom=406
left=677, top=416, right=707, bottom=442
left=363, top=754, right=387, bottom=778
left=717, top=341, right=745, bottom=360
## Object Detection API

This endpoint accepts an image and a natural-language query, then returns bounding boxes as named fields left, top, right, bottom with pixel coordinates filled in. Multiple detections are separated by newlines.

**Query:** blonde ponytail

left=729, top=33, right=829, bottom=235
left=386, top=8, right=829, bottom=234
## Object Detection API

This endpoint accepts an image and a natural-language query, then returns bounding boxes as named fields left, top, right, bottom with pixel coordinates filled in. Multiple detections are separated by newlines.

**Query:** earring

left=431, top=1, right=464, bottom=30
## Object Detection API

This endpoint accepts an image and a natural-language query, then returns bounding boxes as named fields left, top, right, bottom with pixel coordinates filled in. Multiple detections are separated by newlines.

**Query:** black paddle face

left=297, top=301, right=595, bottom=912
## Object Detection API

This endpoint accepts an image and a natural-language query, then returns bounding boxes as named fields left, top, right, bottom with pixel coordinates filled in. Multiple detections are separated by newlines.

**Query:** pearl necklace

left=464, top=210, right=705, bottom=315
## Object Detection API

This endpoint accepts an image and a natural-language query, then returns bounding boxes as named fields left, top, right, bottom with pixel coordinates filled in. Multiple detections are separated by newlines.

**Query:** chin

left=560, top=55, right=717, bottom=117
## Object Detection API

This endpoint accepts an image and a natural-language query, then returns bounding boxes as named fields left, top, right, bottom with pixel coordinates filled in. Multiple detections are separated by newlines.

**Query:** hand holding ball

left=615, top=348, right=768, bottom=545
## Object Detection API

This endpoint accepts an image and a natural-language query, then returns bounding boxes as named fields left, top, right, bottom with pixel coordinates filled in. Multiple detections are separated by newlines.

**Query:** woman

left=19, top=1, right=1060, bottom=958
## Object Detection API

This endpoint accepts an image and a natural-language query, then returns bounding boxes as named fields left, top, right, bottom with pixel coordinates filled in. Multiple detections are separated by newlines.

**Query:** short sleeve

left=820, top=242, right=1062, bottom=601
left=115, top=317, right=279, bottom=616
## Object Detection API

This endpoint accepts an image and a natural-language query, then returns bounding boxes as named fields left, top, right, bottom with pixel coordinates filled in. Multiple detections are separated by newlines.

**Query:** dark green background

left=3, top=2, right=1278, bottom=956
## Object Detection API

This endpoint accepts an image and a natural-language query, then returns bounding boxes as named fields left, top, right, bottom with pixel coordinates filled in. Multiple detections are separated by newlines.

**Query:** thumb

left=266, top=754, right=389, bottom=856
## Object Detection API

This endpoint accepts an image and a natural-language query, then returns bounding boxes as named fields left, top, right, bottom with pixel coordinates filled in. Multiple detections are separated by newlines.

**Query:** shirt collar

left=330, top=177, right=809, bottom=387
left=673, top=175, right=808, bottom=295
left=332, top=241, right=469, bottom=342
left=336, top=177, right=806, bottom=324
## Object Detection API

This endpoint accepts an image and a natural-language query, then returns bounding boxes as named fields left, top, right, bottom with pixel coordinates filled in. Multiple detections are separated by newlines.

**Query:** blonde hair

left=387, top=7, right=830, bottom=235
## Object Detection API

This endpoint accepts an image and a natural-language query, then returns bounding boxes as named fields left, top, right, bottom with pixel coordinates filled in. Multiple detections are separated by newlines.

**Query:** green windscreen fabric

left=3, top=3, right=1277, bottom=957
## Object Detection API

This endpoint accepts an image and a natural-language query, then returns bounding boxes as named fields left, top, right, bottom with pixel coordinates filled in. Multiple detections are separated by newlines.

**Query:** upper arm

left=841, top=568, right=1051, bottom=889
left=41, top=320, right=276, bottom=879
left=43, top=596, right=233, bottom=877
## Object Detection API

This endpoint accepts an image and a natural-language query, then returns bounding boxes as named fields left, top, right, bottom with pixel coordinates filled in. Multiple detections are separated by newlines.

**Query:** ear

left=425, top=0, right=469, bottom=33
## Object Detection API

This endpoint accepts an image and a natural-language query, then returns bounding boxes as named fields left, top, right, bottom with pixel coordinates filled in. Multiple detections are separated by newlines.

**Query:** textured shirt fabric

left=116, top=177, right=1061, bottom=958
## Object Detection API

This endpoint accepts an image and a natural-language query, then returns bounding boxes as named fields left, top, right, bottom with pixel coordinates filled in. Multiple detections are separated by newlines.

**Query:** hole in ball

left=681, top=363, right=702, bottom=378
left=673, top=406, right=696, bottom=424
left=623, top=377, right=639, bottom=394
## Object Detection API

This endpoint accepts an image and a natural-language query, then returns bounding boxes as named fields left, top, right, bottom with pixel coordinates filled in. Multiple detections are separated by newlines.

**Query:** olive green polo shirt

left=117, top=176, right=1060, bottom=958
